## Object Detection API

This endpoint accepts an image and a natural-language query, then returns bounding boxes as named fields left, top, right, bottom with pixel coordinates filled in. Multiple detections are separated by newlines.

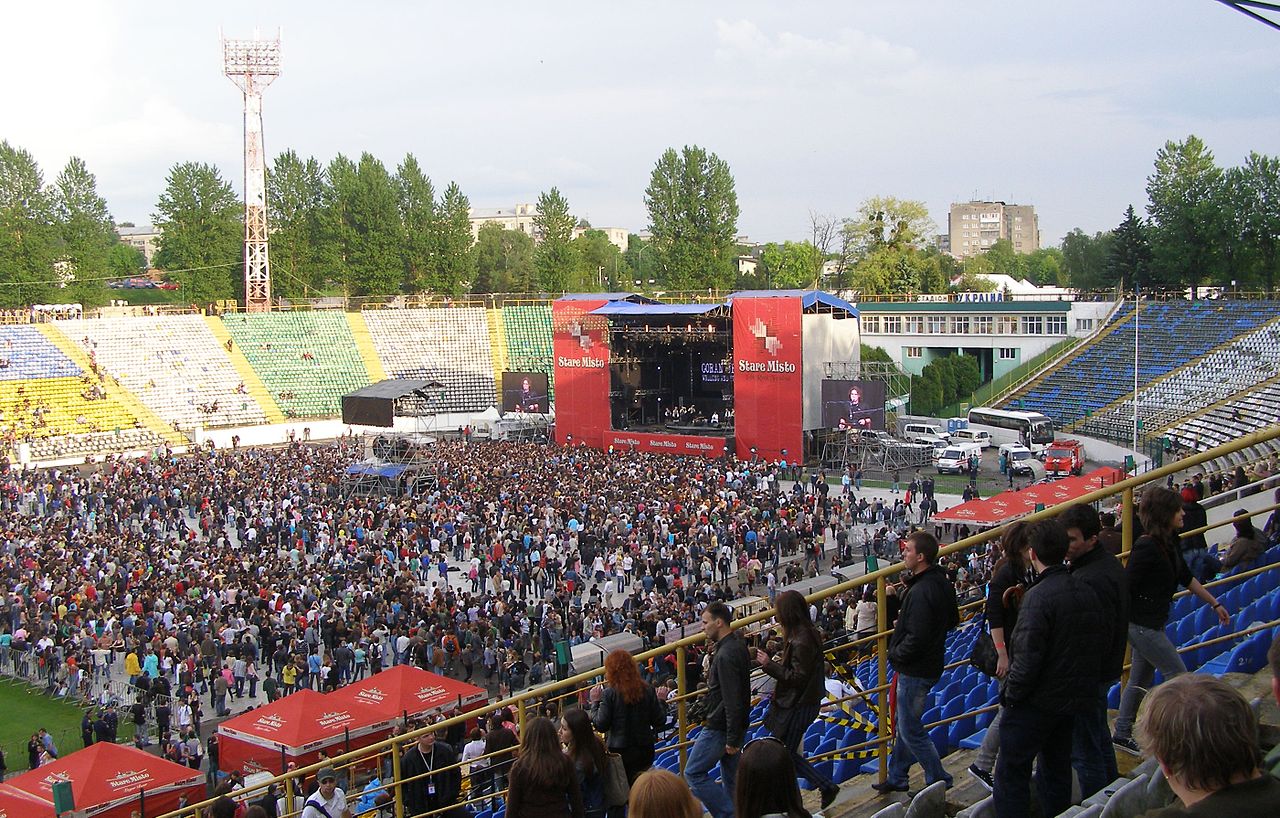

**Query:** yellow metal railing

left=160, top=423, right=1280, bottom=818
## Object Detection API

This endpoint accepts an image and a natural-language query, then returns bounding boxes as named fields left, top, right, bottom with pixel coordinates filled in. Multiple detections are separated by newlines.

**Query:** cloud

left=714, top=19, right=917, bottom=68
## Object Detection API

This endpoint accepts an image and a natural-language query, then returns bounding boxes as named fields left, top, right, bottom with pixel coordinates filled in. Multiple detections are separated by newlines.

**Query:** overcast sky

left=3, top=1, right=1277, bottom=247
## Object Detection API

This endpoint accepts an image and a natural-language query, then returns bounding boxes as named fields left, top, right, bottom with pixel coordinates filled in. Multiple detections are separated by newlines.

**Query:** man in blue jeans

left=872, top=531, right=958, bottom=796
left=685, top=601, right=749, bottom=818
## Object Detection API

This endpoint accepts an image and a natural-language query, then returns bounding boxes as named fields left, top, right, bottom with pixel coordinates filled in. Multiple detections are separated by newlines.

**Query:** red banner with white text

left=552, top=299, right=611, bottom=448
left=604, top=431, right=728, bottom=457
left=732, top=296, right=803, bottom=462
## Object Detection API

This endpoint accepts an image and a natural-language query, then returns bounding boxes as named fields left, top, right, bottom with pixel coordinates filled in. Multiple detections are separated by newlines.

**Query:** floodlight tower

left=222, top=31, right=281, bottom=312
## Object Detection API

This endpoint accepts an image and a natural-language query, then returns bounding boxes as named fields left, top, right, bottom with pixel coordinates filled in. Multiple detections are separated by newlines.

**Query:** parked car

left=937, top=441, right=983, bottom=474
left=902, top=423, right=950, bottom=443
left=950, top=428, right=993, bottom=449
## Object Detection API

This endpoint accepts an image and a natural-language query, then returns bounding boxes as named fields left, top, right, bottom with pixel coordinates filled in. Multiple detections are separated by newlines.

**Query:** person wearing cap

left=300, top=767, right=351, bottom=818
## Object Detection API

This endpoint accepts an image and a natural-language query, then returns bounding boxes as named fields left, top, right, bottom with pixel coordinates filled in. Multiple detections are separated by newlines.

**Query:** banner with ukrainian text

left=552, top=299, right=611, bottom=448
left=732, top=296, right=803, bottom=462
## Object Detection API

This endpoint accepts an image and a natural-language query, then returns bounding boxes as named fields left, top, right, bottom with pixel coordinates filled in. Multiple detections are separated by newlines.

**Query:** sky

left=3, top=1, right=1278, bottom=248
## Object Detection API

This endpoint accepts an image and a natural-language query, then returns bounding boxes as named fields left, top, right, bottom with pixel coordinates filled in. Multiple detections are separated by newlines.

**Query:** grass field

left=0, top=679, right=93, bottom=770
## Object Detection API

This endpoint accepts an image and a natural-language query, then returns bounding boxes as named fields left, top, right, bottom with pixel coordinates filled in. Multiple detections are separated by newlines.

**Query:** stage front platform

left=604, top=430, right=728, bottom=456
left=663, top=422, right=733, bottom=437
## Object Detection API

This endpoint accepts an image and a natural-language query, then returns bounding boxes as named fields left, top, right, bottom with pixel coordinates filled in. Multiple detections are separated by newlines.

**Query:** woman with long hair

left=733, top=736, right=812, bottom=818
left=1112, top=486, right=1230, bottom=754
left=754, top=589, right=840, bottom=810
left=1222, top=509, right=1264, bottom=571
left=967, top=521, right=1033, bottom=790
left=560, top=709, right=607, bottom=818
left=588, top=648, right=667, bottom=783
left=505, top=716, right=584, bottom=818
left=627, top=769, right=702, bottom=818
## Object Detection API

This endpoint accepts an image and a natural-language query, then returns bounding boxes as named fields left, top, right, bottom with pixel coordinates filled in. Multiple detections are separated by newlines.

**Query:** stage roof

left=343, top=379, right=443, bottom=400
left=588, top=302, right=725, bottom=316
left=726, top=290, right=858, bottom=316
left=346, top=463, right=407, bottom=478
left=557, top=292, right=659, bottom=303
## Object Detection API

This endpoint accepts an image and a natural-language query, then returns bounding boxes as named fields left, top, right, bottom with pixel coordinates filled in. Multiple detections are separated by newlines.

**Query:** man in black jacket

left=1062, top=503, right=1129, bottom=799
left=873, top=531, right=959, bottom=795
left=685, top=600, right=749, bottom=818
left=401, top=727, right=465, bottom=818
left=995, top=519, right=1106, bottom=818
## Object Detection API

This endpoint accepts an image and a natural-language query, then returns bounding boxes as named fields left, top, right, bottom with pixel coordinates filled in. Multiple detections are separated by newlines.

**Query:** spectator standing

left=993, top=519, right=1106, bottom=818
left=505, top=717, right=584, bottom=818
left=872, top=531, right=958, bottom=795
left=588, top=649, right=666, bottom=783
left=400, top=728, right=464, bottom=818
left=300, top=768, right=351, bottom=818
left=684, top=601, right=748, bottom=818
left=560, top=709, right=608, bottom=818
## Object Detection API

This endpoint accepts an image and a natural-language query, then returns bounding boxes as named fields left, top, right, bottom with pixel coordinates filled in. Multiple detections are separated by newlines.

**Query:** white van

left=936, top=441, right=983, bottom=474
left=999, top=443, right=1036, bottom=476
left=902, top=422, right=949, bottom=443
left=917, top=435, right=949, bottom=461
left=951, top=428, right=993, bottom=449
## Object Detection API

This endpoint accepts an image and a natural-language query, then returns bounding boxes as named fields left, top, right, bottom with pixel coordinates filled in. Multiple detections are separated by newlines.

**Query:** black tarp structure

left=341, top=379, right=444, bottom=427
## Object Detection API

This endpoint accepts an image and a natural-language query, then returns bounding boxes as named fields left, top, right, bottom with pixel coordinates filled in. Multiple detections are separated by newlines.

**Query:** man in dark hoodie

left=685, top=600, right=749, bottom=818
left=873, top=531, right=959, bottom=795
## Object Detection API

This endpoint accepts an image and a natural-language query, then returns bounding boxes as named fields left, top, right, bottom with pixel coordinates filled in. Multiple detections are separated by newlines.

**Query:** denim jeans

left=974, top=706, right=1004, bottom=772
left=886, top=674, right=951, bottom=788
left=1071, top=683, right=1118, bottom=799
left=994, top=703, right=1074, bottom=818
left=684, top=727, right=737, bottom=818
left=1114, top=623, right=1185, bottom=739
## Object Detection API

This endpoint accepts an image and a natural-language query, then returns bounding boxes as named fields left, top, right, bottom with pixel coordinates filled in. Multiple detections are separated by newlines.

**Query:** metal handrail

left=158, top=422, right=1280, bottom=818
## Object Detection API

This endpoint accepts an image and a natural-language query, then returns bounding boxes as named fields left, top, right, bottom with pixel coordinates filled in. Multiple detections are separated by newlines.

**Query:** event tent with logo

left=322, top=665, right=488, bottom=728
left=217, top=687, right=389, bottom=775
left=2, top=742, right=203, bottom=818
left=931, top=467, right=1128, bottom=528
left=0, top=785, right=54, bottom=818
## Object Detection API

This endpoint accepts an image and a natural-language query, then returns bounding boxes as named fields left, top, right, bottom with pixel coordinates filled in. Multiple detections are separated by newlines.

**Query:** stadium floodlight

left=222, top=30, right=282, bottom=312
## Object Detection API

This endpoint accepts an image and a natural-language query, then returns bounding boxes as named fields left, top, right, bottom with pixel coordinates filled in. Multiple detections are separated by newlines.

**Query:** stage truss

left=816, top=429, right=934, bottom=474
left=341, top=433, right=441, bottom=499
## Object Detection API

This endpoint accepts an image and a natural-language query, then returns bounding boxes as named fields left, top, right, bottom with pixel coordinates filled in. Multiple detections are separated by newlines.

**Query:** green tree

left=106, top=242, right=145, bottom=280
left=759, top=241, right=821, bottom=289
left=393, top=154, right=437, bottom=292
left=433, top=181, right=474, bottom=296
left=953, top=354, right=981, bottom=397
left=534, top=187, right=579, bottom=292
left=0, top=141, right=58, bottom=307
left=644, top=145, right=740, bottom=291
left=981, top=239, right=1027, bottom=278
left=1023, top=247, right=1065, bottom=287
left=316, top=154, right=358, bottom=284
left=268, top=150, right=328, bottom=299
left=1060, top=228, right=1115, bottom=291
left=1107, top=205, right=1152, bottom=291
left=621, top=233, right=648, bottom=288
left=341, top=153, right=403, bottom=296
left=1235, top=152, right=1280, bottom=293
left=152, top=161, right=242, bottom=303
left=573, top=229, right=624, bottom=291
left=1146, top=135, right=1223, bottom=296
left=473, top=222, right=536, bottom=293
left=860, top=344, right=893, bottom=365
left=911, top=371, right=943, bottom=416
left=51, top=156, right=114, bottom=307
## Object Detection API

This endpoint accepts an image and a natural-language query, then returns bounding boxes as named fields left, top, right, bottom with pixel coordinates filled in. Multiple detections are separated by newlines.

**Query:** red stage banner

left=552, top=299, right=612, bottom=448
left=604, top=431, right=728, bottom=457
left=732, top=296, right=803, bottom=462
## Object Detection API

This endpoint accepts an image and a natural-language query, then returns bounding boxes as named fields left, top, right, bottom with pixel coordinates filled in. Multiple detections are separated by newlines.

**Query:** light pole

left=1132, top=287, right=1140, bottom=459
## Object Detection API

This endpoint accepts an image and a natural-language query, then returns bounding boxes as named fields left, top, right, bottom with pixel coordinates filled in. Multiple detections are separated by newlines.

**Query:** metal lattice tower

left=222, top=32, right=281, bottom=312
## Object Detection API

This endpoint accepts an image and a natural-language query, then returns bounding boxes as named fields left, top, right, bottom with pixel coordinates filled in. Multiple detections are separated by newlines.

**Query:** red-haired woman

left=588, top=648, right=668, bottom=783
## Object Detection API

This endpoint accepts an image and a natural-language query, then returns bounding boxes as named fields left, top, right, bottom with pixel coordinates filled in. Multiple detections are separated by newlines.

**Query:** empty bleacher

left=1074, top=315, right=1280, bottom=444
left=0, top=326, right=84, bottom=381
left=222, top=312, right=372, bottom=418
left=0, top=376, right=168, bottom=456
left=1004, top=301, right=1280, bottom=428
left=361, top=307, right=496, bottom=412
left=500, top=304, right=555, bottom=400
left=1166, top=380, right=1280, bottom=459
left=58, top=315, right=271, bottom=430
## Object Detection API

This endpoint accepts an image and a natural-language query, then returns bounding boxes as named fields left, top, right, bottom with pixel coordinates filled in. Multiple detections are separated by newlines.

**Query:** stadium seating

left=222, top=312, right=372, bottom=418
left=361, top=307, right=496, bottom=412
left=0, top=326, right=83, bottom=380
left=0, top=376, right=167, bottom=456
left=57, top=315, right=271, bottom=429
left=1166, top=379, right=1280, bottom=457
left=500, top=305, right=555, bottom=400
left=1075, top=313, right=1280, bottom=443
left=1004, top=301, right=1279, bottom=428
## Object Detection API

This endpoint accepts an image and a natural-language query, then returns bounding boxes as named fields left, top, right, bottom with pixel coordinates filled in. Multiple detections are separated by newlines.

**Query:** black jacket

left=1070, top=544, right=1129, bottom=683
left=761, top=624, right=826, bottom=736
left=1127, top=534, right=1193, bottom=629
left=590, top=684, right=667, bottom=750
left=1003, top=564, right=1105, bottom=714
left=401, top=740, right=465, bottom=818
left=888, top=565, right=959, bottom=679
left=703, top=630, right=750, bottom=748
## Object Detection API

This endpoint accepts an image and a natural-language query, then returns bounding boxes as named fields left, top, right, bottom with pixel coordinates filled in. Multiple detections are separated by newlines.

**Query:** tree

left=473, top=222, right=535, bottom=293
left=911, top=372, right=943, bottom=416
left=622, top=233, right=649, bottom=288
left=573, top=229, right=624, bottom=291
left=341, top=153, right=402, bottom=296
left=268, top=150, right=328, bottom=299
left=393, top=154, right=437, bottom=293
left=106, top=242, right=145, bottom=280
left=533, top=187, right=578, bottom=293
left=152, top=161, right=242, bottom=304
left=841, top=196, right=935, bottom=261
left=1146, top=135, right=1223, bottom=295
left=644, top=145, right=740, bottom=291
left=809, top=210, right=841, bottom=286
left=1060, top=228, right=1115, bottom=291
left=1023, top=247, right=1065, bottom=287
left=759, top=241, right=821, bottom=289
left=1107, top=205, right=1152, bottom=292
left=433, top=181, right=474, bottom=296
left=51, top=156, right=114, bottom=308
left=860, top=344, right=893, bottom=365
left=316, top=154, right=358, bottom=285
left=0, top=141, right=58, bottom=307
left=1234, top=152, right=1280, bottom=293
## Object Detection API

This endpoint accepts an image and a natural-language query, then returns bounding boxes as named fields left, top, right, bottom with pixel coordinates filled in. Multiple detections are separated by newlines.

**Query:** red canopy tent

left=932, top=467, right=1129, bottom=529
left=0, top=785, right=54, bottom=818
left=322, top=665, right=488, bottom=729
left=4, top=743, right=203, bottom=818
left=217, top=688, right=385, bottom=775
